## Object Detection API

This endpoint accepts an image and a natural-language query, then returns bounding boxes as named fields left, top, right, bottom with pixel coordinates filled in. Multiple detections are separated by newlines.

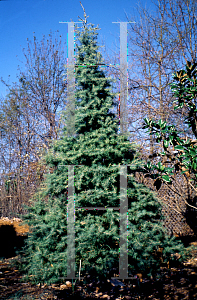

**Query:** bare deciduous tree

left=0, top=31, right=67, bottom=217
left=101, top=0, right=197, bottom=235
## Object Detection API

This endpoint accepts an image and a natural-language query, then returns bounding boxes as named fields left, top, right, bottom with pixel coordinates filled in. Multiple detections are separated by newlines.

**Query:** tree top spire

left=78, top=2, right=89, bottom=26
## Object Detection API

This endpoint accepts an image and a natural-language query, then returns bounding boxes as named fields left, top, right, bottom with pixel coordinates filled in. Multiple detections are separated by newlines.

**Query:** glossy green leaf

left=188, top=149, right=197, bottom=157
left=144, top=118, right=150, bottom=125
left=174, top=145, right=185, bottom=150
left=162, top=175, right=171, bottom=182
left=146, top=161, right=152, bottom=169
left=156, top=132, right=160, bottom=138
left=160, top=152, right=166, bottom=156
left=164, top=140, right=169, bottom=148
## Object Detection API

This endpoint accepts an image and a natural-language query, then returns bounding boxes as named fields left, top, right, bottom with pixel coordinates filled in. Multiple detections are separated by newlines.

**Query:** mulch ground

left=0, top=217, right=197, bottom=300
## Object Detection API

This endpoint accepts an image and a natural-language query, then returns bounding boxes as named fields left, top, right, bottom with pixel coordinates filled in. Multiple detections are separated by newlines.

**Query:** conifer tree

left=18, top=13, right=190, bottom=286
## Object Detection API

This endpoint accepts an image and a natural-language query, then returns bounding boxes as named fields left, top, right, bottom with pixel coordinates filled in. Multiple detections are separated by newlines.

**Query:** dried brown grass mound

left=0, top=217, right=29, bottom=236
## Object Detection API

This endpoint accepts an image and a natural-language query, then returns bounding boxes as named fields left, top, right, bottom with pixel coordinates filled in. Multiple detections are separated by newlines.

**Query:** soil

left=0, top=217, right=197, bottom=300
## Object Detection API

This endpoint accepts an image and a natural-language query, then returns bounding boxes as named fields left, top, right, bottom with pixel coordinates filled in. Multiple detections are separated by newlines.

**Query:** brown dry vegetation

left=0, top=218, right=197, bottom=300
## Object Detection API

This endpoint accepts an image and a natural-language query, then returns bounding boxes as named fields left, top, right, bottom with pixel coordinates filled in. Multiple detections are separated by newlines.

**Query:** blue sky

left=0, top=0, right=154, bottom=98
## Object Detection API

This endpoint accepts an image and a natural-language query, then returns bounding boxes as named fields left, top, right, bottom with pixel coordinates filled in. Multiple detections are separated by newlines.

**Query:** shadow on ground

left=0, top=224, right=27, bottom=259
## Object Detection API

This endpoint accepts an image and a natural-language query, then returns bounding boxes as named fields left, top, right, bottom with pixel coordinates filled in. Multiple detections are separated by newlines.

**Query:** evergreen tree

left=18, top=15, right=190, bottom=286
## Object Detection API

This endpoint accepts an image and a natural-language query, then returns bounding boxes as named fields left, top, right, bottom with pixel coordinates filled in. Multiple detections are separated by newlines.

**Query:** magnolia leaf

left=160, top=152, right=166, bottom=156
left=189, top=149, right=197, bottom=157
left=164, top=140, right=169, bottom=148
left=156, top=132, right=160, bottom=138
left=144, top=118, right=150, bottom=125
left=162, top=175, right=171, bottom=182
left=174, top=145, right=185, bottom=150
left=158, top=162, right=162, bottom=169
left=146, top=161, right=152, bottom=169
